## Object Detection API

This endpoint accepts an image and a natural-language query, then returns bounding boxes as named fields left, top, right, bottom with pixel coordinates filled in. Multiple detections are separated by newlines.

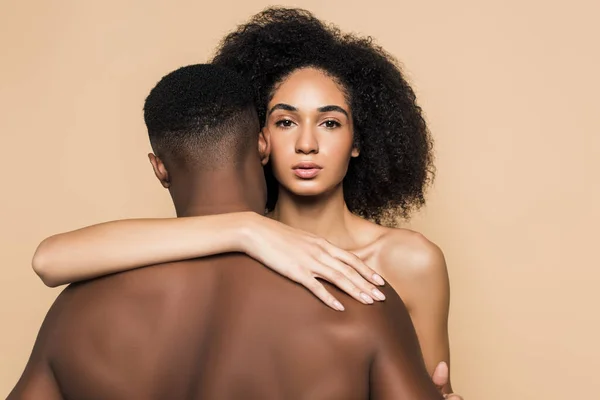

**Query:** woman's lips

left=292, top=162, right=322, bottom=179
left=293, top=168, right=321, bottom=178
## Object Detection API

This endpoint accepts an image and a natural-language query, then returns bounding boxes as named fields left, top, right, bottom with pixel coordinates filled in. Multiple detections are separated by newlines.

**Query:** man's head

left=144, top=64, right=269, bottom=216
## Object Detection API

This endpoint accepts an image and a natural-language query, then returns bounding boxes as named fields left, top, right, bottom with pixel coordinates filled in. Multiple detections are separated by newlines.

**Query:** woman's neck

left=271, top=185, right=358, bottom=248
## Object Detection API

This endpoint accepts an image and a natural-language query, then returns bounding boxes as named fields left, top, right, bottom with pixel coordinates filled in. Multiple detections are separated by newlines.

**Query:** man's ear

left=148, top=153, right=171, bottom=188
left=258, top=128, right=271, bottom=166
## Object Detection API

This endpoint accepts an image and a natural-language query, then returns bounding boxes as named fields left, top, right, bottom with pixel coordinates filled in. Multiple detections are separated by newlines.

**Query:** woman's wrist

left=235, top=211, right=265, bottom=258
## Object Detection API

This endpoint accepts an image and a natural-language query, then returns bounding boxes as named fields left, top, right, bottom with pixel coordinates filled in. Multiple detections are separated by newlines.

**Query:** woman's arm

left=33, top=212, right=250, bottom=287
left=379, top=231, right=461, bottom=398
left=33, top=212, right=386, bottom=310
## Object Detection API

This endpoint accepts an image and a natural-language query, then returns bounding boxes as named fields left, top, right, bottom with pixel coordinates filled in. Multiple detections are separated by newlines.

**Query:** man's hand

left=432, top=361, right=464, bottom=399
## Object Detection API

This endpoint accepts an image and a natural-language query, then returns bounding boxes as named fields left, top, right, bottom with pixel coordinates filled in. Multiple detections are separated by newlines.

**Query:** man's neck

left=170, top=168, right=265, bottom=218
left=271, top=185, right=357, bottom=248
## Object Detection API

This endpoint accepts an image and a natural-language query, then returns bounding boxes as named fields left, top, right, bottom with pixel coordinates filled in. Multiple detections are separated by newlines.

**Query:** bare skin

left=9, top=247, right=442, bottom=400
left=9, top=256, right=442, bottom=400
left=9, top=63, right=443, bottom=398
left=30, top=68, right=459, bottom=397
left=280, top=209, right=453, bottom=394
left=264, top=68, right=453, bottom=393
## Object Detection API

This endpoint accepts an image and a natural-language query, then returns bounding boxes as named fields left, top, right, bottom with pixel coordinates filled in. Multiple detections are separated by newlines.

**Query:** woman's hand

left=31, top=211, right=386, bottom=311
left=432, top=361, right=463, bottom=399
left=242, top=215, right=387, bottom=311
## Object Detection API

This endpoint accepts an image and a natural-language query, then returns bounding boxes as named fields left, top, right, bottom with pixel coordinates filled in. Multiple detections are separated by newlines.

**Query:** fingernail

left=360, top=292, right=374, bottom=304
left=334, top=300, right=345, bottom=311
left=372, top=274, right=385, bottom=286
left=372, top=288, right=386, bottom=301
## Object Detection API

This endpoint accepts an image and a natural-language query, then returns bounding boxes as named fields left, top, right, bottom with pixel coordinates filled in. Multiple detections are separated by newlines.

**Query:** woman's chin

left=286, top=181, right=338, bottom=198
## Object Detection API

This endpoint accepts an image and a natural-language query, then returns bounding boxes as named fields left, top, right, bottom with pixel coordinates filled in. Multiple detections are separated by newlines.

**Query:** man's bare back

left=10, top=254, right=441, bottom=400
left=9, top=64, right=442, bottom=400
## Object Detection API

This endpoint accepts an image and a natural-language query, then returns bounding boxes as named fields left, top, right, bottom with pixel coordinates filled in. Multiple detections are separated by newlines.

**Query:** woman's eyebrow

left=317, top=105, right=349, bottom=117
left=267, top=103, right=297, bottom=116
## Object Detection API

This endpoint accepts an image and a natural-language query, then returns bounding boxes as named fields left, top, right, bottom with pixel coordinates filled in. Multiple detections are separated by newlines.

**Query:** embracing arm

left=32, top=212, right=252, bottom=287
left=32, top=212, right=384, bottom=310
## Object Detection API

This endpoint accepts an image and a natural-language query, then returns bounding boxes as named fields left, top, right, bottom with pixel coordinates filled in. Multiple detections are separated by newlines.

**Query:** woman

left=33, top=7, right=460, bottom=398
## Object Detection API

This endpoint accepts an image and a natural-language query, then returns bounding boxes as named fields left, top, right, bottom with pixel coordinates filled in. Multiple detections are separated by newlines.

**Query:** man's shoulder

left=52, top=260, right=218, bottom=345
left=58, top=259, right=214, bottom=313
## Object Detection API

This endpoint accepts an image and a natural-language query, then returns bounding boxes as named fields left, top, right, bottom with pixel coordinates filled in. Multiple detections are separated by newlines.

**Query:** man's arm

left=7, top=298, right=65, bottom=399
left=369, top=285, right=444, bottom=400
left=7, top=358, right=63, bottom=400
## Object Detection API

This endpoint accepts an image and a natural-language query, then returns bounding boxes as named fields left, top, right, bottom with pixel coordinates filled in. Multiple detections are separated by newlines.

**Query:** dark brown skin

left=9, top=254, right=442, bottom=400
left=9, top=106, right=442, bottom=400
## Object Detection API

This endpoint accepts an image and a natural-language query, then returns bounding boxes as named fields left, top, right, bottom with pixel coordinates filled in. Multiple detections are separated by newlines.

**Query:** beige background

left=1, top=0, right=598, bottom=398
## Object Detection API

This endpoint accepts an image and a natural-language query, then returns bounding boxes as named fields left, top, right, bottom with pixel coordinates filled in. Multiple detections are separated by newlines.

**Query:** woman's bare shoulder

left=359, top=224, right=448, bottom=305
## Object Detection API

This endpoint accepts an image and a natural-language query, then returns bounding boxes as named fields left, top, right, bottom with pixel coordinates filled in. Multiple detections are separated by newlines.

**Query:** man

left=8, top=64, right=443, bottom=399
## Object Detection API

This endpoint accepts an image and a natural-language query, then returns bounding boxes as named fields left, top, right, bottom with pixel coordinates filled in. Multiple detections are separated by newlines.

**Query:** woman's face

left=264, top=67, right=359, bottom=198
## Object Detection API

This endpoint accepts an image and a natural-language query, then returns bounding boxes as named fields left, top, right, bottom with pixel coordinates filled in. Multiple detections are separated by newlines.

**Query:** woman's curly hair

left=212, top=7, right=435, bottom=226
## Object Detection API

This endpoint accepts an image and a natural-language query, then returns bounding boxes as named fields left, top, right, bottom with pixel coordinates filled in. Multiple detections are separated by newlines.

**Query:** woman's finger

left=328, top=259, right=386, bottom=302
left=299, top=276, right=346, bottom=311
left=312, top=258, right=374, bottom=305
left=328, top=246, right=385, bottom=287
left=324, top=247, right=386, bottom=301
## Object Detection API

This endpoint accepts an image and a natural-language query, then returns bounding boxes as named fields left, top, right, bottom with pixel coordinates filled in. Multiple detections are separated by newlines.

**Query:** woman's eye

left=275, top=119, right=294, bottom=128
left=323, top=120, right=341, bottom=129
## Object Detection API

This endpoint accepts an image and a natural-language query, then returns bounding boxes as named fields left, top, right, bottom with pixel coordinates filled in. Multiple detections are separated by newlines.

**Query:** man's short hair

left=143, top=64, right=259, bottom=170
